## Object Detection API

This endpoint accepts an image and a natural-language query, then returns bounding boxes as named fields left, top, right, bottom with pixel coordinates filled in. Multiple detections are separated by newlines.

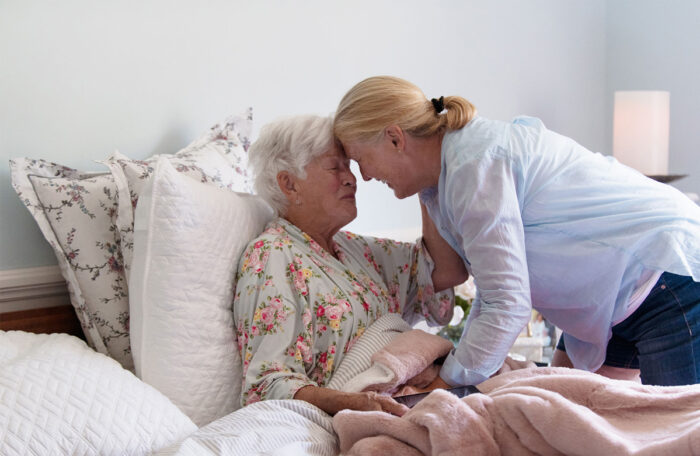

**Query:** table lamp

left=612, top=91, right=682, bottom=182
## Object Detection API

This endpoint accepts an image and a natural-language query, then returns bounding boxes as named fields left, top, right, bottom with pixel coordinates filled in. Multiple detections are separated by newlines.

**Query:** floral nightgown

left=233, top=218, right=454, bottom=406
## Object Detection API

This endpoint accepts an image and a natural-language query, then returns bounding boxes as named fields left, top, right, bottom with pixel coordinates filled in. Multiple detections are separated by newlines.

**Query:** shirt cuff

left=267, top=376, right=318, bottom=402
left=439, top=349, right=489, bottom=387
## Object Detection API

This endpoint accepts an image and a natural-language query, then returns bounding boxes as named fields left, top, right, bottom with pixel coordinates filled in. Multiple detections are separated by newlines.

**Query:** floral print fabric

left=9, top=159, right=130, bottom=367
left=9, top=109, right=254, bottom=371
left=31, top=174, right=130, bottom=356
left=233, top=218, right=454, bottom=406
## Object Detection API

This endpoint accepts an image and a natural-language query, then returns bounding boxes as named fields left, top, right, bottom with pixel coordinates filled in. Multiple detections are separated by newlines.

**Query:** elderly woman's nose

left=342, top=168, right=357, bottom=186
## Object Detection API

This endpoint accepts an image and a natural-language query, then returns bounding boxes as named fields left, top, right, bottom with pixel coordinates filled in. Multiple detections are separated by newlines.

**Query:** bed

left=4, top=109, right=700, bottom=456
left=0, top=326, right=337, bottom=456
left=5, top=304, right=700, bottom=456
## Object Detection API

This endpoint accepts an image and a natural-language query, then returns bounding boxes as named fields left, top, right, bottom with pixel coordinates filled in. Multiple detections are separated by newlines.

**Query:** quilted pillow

left=0, top=330, right=196, bottom=455
left=105, top=110, right=253, bottom=281
left=9, top=159, right=132, bottom=370
left=129, top=158, right=273, bottom=426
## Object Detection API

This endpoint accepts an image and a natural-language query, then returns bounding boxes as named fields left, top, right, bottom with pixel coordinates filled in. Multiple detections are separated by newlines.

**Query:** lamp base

left=646, top=174, right=687, bottom=184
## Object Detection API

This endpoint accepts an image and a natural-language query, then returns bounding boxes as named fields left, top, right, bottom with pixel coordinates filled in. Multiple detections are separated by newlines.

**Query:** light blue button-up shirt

left=420, top=116, right=700, bottom=386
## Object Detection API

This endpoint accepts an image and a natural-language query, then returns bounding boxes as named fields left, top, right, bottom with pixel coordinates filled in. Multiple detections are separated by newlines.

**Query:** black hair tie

left=431, top=96, right=445, bottom=115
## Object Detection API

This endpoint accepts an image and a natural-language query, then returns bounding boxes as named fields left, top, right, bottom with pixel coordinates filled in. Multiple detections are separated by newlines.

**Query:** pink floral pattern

left=240, top=239, right=272, bottom=279
left=233, top=218, right=454, bottom=406
left=285, top=254, right=319, bottom=298
left=251, top=295, right=292, bottom=336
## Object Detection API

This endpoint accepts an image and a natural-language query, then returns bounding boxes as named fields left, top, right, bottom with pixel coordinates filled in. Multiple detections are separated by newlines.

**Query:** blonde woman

left=333, top=75, right=700, bottom=387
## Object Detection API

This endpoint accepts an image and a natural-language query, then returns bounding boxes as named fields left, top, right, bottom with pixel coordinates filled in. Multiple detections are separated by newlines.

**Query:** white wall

left=606, top=0, right=700, bottom=195
left=0, top=0, right=608, bottom=270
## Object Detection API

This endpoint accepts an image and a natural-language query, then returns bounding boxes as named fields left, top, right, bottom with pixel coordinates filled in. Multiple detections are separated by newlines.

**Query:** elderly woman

left=233, top=115, right=466, bottom=416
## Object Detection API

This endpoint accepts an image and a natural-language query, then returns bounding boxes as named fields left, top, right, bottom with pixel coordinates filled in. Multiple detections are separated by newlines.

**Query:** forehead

left=343, top=140, right=376, bottom=160
left=313, top=142, right=347, bottom=162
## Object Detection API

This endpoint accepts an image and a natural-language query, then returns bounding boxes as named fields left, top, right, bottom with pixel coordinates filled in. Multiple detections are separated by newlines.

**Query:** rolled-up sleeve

left=233, top=239, right=316, bottom=406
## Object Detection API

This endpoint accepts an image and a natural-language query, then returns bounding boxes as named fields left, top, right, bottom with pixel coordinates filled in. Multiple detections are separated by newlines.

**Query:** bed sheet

left=156, top=399, right=338, bottom=456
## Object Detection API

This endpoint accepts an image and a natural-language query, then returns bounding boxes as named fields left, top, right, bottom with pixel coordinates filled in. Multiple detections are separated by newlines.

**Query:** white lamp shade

left=613, top=91, right=670, bottom=175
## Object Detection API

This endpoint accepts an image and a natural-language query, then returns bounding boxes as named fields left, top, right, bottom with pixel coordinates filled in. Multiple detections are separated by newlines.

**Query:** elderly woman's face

left=293, top=144, right=357, bottom=229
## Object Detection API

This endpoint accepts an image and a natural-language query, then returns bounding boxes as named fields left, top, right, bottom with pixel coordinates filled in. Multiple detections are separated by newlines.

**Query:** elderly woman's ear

left=276, top=171, right=298, bottom=207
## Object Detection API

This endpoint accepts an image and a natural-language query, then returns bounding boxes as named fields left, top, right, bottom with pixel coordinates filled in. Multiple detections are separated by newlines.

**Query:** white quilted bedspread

left=0, top=331, right=196, bottom=456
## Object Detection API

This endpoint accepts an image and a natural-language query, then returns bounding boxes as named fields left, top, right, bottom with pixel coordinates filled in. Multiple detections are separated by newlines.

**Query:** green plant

left=438, top=295, right=472, bottom=346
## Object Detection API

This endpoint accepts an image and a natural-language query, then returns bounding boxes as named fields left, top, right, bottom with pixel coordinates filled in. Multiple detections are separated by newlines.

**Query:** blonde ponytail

left=334, top=76, right=477, bottom=144
left=441, top=96, right=477, bottom=131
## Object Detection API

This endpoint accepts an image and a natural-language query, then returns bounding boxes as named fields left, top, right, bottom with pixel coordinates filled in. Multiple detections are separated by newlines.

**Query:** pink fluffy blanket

left=333, top=366, right=700, bottom=455
left=364, top=329, right=454, bottom=395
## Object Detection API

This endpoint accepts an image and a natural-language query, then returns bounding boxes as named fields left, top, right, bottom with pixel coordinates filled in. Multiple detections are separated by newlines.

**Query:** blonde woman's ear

left=385, top=125, right=405, bottom=150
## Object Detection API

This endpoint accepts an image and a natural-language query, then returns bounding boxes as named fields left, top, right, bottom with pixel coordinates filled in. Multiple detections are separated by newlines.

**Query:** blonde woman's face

left=343, top=137, right=418, bottom=199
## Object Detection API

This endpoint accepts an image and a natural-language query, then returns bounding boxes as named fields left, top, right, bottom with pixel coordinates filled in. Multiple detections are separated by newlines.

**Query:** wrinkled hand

left=352, top=391, right=409, bottom=417
left=294, top=385, right=409, bottom=417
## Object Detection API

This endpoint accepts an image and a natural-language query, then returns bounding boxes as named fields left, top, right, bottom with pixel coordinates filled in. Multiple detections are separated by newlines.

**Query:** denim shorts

left=556, top=272, right=700, bottom=386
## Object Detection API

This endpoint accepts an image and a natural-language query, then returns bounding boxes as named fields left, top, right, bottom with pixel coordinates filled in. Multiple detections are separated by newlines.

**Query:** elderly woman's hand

left=351, top=391, right=409, bottom=416
left=294, top=386, right=409, bottom=417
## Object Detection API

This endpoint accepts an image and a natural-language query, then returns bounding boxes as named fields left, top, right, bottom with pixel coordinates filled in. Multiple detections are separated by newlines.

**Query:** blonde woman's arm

left=420, top=202, right=468, bottom=292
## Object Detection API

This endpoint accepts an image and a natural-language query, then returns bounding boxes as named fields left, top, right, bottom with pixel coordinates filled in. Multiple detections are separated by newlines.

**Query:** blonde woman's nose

left=359, top=168, right=372, bottom=182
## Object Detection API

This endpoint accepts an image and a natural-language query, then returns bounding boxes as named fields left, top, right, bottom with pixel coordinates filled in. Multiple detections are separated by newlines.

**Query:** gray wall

left=1, top=0, right=610, bottom=270
left=606, top=0, right=700, bottom=195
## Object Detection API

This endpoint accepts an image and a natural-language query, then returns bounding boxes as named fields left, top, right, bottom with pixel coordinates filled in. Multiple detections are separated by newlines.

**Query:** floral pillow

left=9, top=108, right=254, bottom=370
left=10, top=159, right=132, bottom=369
left=104, top=110, right=254, bottom=280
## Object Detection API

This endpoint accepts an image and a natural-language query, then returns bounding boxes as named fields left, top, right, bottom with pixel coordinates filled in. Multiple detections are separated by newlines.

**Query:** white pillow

left=0, top=331, right=196, bottom=455
left=105, top=111, right=253, bottom=283
left=129, top=158, right=274, bottom=427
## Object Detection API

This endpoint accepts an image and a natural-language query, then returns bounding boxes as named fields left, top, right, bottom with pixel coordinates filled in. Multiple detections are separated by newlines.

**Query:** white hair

left=248, top=115, right=334, bottom=215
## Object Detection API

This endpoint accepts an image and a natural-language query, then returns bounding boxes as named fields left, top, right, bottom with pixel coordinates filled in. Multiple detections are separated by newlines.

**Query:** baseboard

left=0, top=265, right=71, bottom=313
